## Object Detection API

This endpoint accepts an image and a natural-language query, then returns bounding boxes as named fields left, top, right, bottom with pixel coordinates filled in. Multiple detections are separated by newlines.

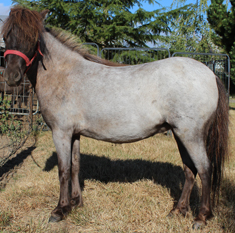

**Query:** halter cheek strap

left=4, top=41, right=44, bottom=73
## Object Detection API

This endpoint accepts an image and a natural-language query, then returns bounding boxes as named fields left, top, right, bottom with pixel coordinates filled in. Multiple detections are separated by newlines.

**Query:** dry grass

left=0, top=110, right=235, bottom=232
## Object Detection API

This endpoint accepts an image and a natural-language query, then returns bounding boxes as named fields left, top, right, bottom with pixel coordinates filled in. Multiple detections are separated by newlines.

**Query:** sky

left=0, top=0, right=11, bottom=15
left=0, top=0, right=200, bottom=15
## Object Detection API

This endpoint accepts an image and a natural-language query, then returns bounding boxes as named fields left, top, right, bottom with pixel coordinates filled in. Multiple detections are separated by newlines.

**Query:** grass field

left=0, top=108, right=235, bottom=232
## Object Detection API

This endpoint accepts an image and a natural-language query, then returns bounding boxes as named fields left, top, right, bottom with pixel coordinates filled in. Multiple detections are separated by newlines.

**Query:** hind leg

left=173, top=130, right=212, bottom=228
left=170, top=134, right=197, bottom=216
left=193, top=164, right=213, bottom=229
left=170, top=164, right=196, bottom=217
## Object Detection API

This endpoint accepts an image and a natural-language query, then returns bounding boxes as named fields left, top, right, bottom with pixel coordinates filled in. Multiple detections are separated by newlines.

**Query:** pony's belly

left=79, top=122, right=170, bottom=143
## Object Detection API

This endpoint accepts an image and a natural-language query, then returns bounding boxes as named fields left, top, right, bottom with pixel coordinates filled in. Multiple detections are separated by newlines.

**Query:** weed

left=0, top=211, right=12, bottom=228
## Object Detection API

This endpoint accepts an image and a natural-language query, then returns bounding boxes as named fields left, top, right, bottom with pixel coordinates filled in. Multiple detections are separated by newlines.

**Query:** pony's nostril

left=14, top=71, right=21, bottom=82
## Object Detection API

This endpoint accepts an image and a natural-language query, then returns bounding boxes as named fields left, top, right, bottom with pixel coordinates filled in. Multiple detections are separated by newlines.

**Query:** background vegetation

left=12, top=0, right=214, bottom=51
left=12, top=0, right=234, bottom=92
left=208, top=0, right=235, bottom=93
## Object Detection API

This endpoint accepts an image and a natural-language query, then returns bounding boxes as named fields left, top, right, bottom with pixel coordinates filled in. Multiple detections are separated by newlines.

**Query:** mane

left=2, top=6, right=45, bottom=51
left=49, top=28, right=125, bottom=67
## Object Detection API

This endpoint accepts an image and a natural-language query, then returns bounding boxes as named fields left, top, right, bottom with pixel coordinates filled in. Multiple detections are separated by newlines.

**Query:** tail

left=206, top=76, right=229, bottom=204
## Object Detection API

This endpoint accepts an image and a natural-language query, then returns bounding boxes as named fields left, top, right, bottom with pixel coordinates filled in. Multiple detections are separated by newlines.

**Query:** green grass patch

left=0, top=211, right=12, bottom=228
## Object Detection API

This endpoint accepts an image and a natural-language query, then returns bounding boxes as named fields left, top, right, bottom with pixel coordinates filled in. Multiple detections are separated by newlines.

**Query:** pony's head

left=2, top=7, right=48, bottom=86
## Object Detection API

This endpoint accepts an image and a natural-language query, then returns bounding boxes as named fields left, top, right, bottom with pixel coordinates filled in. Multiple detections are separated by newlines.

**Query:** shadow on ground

left=0, top=146, right=35, bottom=189
left=44, top=152, right=200, bottom=213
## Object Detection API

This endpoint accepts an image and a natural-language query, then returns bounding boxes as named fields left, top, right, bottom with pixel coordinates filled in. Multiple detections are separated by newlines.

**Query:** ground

left=0, top=108, right=235, bottom=232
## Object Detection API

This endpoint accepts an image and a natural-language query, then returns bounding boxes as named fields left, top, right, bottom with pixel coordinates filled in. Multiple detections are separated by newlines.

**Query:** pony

left=2, top=7, right=229, bottom=229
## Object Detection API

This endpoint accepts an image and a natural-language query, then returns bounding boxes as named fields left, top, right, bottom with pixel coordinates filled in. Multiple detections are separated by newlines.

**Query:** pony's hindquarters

left=171, top=75, right=229, bottom=228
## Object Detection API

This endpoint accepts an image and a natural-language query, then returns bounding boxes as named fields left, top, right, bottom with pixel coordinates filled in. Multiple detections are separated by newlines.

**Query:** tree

left=13, top=0, right=181, bottom=48
left=13, top=0, right=216, bottom=52
left=207, top=0, right=235, bottom=89
left=162, top=0, right=220, bottom=54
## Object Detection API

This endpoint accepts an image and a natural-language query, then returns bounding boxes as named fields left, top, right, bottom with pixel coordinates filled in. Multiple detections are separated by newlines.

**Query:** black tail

left=206, top=77, right=229, bottom=204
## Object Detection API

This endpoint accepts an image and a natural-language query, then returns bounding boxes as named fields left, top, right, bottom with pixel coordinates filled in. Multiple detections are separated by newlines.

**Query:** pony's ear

left=40, top=9, right=49, bottom=21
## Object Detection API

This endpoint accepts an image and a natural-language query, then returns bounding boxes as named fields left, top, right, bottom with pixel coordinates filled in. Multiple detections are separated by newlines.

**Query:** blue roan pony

left=2, top=7, right=229, bottom=229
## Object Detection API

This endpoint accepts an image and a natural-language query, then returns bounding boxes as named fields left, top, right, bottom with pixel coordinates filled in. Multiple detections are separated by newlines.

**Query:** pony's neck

left=27, top=31, right=84, bottom=89
left=27, top=32, right=84, bottom=95
left=43, top=32, right=84, bottom=63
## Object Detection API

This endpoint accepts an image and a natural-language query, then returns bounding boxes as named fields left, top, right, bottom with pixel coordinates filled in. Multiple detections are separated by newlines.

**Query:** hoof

left=49, top=214, right=63, bottom=223
left=168, top=208, right=191, bottom=219
left=192, top=220, right=206, bottom=230
left=167, top=208, right=181, bottom=217
left=49, top=205, right=71, bottom=223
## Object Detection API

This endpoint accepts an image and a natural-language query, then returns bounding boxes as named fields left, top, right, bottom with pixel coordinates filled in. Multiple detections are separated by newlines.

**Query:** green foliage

left=12, top=0, right=220, bottom=67
left=207, top=0, right=235, bottom=88
left=101, top=48, right=169, bottom=64
left=11, top=1, right=224, bottom=72
left=162, top=1, right=220, bottom=54
left=12, top=0, right=184, bottom=48
left=0, top=98, right=12, bottom=134
left=0, top=211, right=12, bottom=228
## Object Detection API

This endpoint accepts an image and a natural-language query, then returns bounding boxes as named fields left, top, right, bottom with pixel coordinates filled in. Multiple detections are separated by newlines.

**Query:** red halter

left=4, top=41, right=43, bottom=73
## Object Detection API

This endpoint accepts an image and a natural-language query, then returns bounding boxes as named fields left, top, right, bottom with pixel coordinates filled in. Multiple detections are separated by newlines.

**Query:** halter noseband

left=4, top=41, right=43, bottom=73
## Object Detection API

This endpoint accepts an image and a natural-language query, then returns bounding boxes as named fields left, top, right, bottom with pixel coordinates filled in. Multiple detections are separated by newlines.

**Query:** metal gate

left=83, top=42, right=100, bottom=56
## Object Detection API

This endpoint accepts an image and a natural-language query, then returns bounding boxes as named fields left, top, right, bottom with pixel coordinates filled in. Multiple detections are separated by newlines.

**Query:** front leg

left=49, top=130, right=72, bottom=222
left=70, top=136, right=83, bottom=207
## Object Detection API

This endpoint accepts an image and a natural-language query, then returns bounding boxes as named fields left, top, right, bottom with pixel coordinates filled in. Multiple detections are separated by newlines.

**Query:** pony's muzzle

left=4, top=69, right=22, bottom=87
